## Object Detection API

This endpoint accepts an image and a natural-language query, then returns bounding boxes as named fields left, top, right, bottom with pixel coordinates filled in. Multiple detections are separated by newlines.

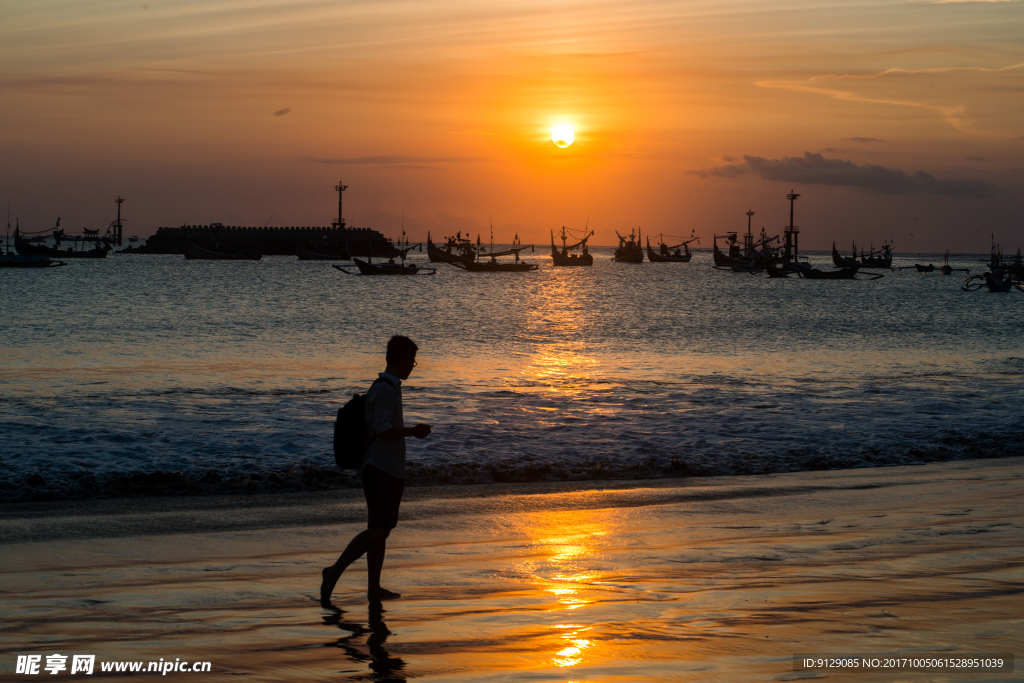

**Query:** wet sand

left=1, top=458, right=1021, bottom=682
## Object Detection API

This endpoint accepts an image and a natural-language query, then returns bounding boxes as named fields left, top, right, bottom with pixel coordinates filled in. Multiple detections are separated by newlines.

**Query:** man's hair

left=386, top=335, right=418, bottom=364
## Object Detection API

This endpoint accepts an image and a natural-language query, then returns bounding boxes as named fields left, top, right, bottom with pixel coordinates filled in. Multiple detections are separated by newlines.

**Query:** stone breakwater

left=129, top=224, right=390, bottom=255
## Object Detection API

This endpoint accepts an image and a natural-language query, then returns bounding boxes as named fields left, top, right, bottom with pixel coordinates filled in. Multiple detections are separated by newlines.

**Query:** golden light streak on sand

left=2, top=460, right=1021, bottom=681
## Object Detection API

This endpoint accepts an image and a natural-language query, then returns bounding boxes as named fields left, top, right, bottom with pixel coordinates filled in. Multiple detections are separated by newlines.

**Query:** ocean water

left=1, top=248, right=1021, bottom=502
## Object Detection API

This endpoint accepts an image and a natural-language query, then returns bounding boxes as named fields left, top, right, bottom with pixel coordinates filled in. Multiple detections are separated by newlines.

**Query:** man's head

left=385, top=335, right=419, bottom=380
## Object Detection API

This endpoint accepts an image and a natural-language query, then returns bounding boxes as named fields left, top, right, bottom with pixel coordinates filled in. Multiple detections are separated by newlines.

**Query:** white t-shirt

left=363, top=372, right=405, bottom=478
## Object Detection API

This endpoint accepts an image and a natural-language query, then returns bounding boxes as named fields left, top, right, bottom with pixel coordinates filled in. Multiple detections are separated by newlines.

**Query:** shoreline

left=2, top=457, right=1018, bottom=545
left=2, top=456, right=1021, bottom=681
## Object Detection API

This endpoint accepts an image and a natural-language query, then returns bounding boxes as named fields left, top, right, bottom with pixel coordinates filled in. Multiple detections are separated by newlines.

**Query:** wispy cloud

left=843, top=137, right=886, bottom=143
left=758, top=64, right=1024, bottom=134
left=920, top=0, right=1022, bottom=4
left=692, top=152, right=997, bottom=198
left=303, top=155, right=491, bottom=165
left=758, top=79, right=969, bottom=131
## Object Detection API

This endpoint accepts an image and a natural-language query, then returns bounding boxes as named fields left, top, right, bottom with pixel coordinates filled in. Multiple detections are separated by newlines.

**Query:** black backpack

left=333, top=377, right=396, bottom=470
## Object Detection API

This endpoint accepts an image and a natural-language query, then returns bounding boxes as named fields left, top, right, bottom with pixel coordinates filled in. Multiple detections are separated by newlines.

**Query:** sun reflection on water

left=521, top=508, right=617, bottom=669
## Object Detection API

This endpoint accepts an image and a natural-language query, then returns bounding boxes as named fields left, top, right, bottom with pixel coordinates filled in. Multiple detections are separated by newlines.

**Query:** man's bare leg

left=321, top=527, right=391, bottom=605
left=366, top=536, right=401, bottom=600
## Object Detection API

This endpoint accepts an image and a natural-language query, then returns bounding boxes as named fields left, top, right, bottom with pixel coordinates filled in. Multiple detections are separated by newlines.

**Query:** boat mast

left=112, top=196, right=125, bottom=246
left=745, top=210, right=755, bottom=256
left=784, top=191, right=800, bottom=260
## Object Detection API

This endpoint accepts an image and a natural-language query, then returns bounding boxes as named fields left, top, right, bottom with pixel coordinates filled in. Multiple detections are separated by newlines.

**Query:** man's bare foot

left=367, top=587, right=401, bottom=600
left=321, top=567, right=341, bottom=606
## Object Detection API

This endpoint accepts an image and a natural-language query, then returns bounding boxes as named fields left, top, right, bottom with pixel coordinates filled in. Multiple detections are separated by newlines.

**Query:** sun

left=552, top=124, right=574, bottom=148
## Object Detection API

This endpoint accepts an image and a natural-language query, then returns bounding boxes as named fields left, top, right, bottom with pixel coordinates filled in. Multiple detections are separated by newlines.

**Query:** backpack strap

left=372, top=376, right=398, bottom=392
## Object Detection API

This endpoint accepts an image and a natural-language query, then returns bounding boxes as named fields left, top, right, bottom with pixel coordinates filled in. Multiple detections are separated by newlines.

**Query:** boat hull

left=0, top=254, right=67, bottom=268
left=427, top=240, right=475, bottom=264
left=455, top=261, right=538, bottom=272
left=337, top=258, right=434, bottom=275
left=551, top=250, right=593, bottom=266
left=646, top=246, right=691, bottom=262
left=801, top=267, right=859, bottom=280
left=612, top=247, right=643, bottom=263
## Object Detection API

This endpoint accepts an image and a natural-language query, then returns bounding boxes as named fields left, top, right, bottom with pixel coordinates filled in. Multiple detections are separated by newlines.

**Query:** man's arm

left=378, top=424, right=432, bottom=440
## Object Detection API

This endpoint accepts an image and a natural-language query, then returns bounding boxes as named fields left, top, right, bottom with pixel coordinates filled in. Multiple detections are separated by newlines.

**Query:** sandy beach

left=2, top=458, right=1021, bottom=682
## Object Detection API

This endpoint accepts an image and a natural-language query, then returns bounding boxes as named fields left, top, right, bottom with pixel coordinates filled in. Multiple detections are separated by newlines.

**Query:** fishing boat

left=184, top=241, right=261, bottom=260
left=335, top=258, right=433, bottom=275
left=832, top=241, right=893, bottom=268
left=940, top=251, right=970, bottom=275
left=800, top=267, right=860, bottom=280
left=646, top=232, right=699, bottom=263
left=551, top=225, right=594, bottom=266
left=0, top=253, right=67, bottom=268
left=713, top=210, right=779, bottom=271
left=962, top=237, right=1021, bottom=292
left=962, top=272, right=1014, bottom=292
left=334, top=240, right=434, bottom=275
left=427, top=231, right=477, bottom=265
left=454, top=233, right=537, bottom=272
left=713, top=232, right=744, bottom=268
left=14, top=222, right=111, bottom=258
left=613, top=229, right=644, bottom=263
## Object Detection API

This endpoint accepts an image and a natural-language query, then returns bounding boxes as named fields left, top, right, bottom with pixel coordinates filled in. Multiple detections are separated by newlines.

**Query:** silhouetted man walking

left=321, top=336, right=432, bottom=605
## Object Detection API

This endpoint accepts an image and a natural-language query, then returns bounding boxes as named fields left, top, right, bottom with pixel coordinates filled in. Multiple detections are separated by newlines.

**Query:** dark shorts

left=362, top=464, right=405, bottom=530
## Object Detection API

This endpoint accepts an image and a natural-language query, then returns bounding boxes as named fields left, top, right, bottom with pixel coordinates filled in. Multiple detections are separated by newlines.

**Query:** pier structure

left=128, top=183, right=395, bottom=256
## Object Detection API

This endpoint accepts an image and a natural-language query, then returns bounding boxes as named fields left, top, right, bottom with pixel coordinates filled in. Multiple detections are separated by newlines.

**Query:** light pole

left=335, top=182, right=348, bottom=228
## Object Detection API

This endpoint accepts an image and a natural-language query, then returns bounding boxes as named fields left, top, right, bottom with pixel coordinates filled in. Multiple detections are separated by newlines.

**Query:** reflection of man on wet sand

left=322, top=602, right=407, bottom=681
left=321, top=336, right=432, bottom=605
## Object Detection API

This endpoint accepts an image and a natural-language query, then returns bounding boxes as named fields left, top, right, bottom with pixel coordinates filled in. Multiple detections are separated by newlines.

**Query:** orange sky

left=1, top=0, right=1022, bottom=251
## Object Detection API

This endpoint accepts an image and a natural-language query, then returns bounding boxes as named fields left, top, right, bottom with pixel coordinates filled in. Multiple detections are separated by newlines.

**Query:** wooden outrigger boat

left=940, top=251, right=969, bottom=275
left=613, top=228, right=644, bottom=263
left=454, top=233, right=537, bottom=272
left=646, top=232, right=699, bottom=263
left=800, top=266, right=860, bottom=280
left=334, top=257, right=434, bottom=275
left=551, top=225, right=594, bottom=266
left=713, top=210, right=780, bottom=271
left=336, top=232, right=433, bottom=275
left=832, top=241, right=893, bottom=268
left=14, top=221, right=111, bottom=259
left=712, top=232, right=744, bottom=268
left=962, top=272, right=1015, bottom=292
left=962, top=236, right=1021, bottom=292
left=0, top=253, right=67, bottom=268
left=896, top=251, right=969, bottom=275
left=427, top=231, right=477, bottom=265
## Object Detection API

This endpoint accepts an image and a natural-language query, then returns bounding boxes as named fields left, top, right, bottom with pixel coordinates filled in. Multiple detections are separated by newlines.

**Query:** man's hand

left=410, top=423, right=432, bottom=439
